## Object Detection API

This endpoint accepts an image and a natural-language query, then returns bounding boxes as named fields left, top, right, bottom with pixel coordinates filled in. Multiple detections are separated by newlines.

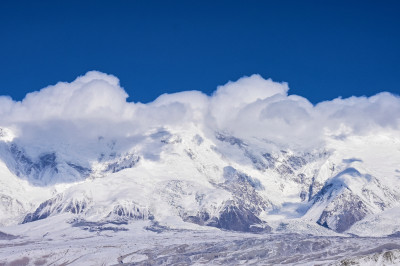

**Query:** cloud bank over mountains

left=0, top=71, right=399, bottom=156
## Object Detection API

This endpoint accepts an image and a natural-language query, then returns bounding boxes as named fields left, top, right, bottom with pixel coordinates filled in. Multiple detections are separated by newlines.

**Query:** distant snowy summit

left=1, top=126, right=399, bottom=236
left=0, top=71, right=400, bottom=237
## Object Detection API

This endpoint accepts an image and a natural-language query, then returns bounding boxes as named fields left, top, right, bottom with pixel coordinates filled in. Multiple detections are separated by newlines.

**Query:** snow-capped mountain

left=1, top=71, right=400, bottom=265
left=1, top=123, right=399, bottom=236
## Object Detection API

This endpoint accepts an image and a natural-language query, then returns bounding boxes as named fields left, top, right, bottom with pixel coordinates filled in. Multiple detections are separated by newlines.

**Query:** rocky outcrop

left=316, top=189, right=370, bottom=233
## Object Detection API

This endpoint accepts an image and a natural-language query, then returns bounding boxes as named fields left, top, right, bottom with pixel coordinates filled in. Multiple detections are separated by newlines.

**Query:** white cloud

left=209, top=74, right=289, bottom=129
left=0, top=70, right=399, bottom=159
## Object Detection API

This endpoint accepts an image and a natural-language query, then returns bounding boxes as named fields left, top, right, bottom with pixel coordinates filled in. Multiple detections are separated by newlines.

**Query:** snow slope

left=1, top=72, right=400, bottom=264
left=1, top=123, right=399, bottom=237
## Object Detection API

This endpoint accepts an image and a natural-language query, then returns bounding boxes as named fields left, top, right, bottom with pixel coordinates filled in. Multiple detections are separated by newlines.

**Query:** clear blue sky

left=0, top=0, right=399, bottom=103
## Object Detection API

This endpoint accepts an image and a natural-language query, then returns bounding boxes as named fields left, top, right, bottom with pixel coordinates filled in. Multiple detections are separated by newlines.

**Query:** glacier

left=0, top=71, right=400, bottom=265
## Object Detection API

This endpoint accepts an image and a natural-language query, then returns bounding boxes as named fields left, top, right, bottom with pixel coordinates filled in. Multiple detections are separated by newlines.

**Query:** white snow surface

left=0, top=72, right=400, bottom=264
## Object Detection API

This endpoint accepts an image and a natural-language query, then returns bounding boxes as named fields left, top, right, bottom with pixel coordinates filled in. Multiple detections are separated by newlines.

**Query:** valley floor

left=1, top=218, right=400, bottom=265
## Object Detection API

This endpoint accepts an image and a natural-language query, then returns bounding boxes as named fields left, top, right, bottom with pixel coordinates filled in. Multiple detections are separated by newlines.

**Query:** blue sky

left=0, top=0, right=399, bottom=103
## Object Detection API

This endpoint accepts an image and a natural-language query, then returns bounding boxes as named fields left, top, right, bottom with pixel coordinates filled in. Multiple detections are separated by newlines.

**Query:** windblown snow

left=0, top=71, right=400, bottom=265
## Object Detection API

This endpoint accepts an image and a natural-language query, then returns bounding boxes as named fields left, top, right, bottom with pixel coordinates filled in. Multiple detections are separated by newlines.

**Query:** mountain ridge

left=1, top=124, right=399, bottom=237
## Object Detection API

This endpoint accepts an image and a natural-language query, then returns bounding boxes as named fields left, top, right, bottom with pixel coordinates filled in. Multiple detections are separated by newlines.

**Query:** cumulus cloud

left=0, top=70, right=399, bottom=159
left=1, top=71, right=130, bottom=122
left=209, top=74, right=289, bottom=129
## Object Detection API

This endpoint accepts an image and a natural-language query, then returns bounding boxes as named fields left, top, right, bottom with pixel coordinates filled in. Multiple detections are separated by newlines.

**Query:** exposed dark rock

left=287, top=156, right=306, bottom=170
left=104, top=153, right=140, bottom=173
left=312, top=183, right=335, bottom=203
left=9, top=145, right=59, bottom=182
left=300, top=191, right=307, bottom=201
left=5, top=143, right=140, bottom=185
left=184, top=211, right=210, bottom=226
left=9, top=144, right=34, bottom=177
left=185, top=149, right=195, bottom=160
left=64, top=200, right=87, bottom=214
left=109, top=204, right=154, bottom=220
left=277, top=164, right=294, bottom=176
left=23, top=195, right=91, bottom=223
left=184, top=201, right=271, bottom=233
left=308, top=176, right=324, bottom=201
left=244, top=151, right=268, bottom=171
left=181, top=166, right=272, bottom=233
left=36, top=153, right=57, bottom=170
left=223, top=166, right=264, bottom=190
left=151, top=130, right=182, bottom=144
left=144, top=221, right=171, bottom=233
left=67, top=163, right=91, bottom=176
left=22, top=196, right=61, bottom=223
left=261, top=153, right=276, bottom=168
left=70, top=219, right=129, bottom=232
left=210, top=202, right=271, bottom=233
left=215, top=132, right=247, bottom=148
left=316, top=189, right=370, bottom=233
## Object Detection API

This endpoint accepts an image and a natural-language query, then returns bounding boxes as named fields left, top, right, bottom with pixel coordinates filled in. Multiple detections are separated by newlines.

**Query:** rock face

left=103, top=153, right=140, bottom=173
left=316, top=189, right=370, bottom=233
left=23, top=193, right=153, bottom=224
left=22, top=194, right=90, bottom=223
left=108, top=202, right=154, bottom=221
left=306, top=166, right=399, bottom=233
left=184, top=201, right=271, bottom=233
left=8, top=145, right=59, bottom=184
left=213, top=201, right=271, bottom=233
left=0, top=142, right=141, bottom=186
